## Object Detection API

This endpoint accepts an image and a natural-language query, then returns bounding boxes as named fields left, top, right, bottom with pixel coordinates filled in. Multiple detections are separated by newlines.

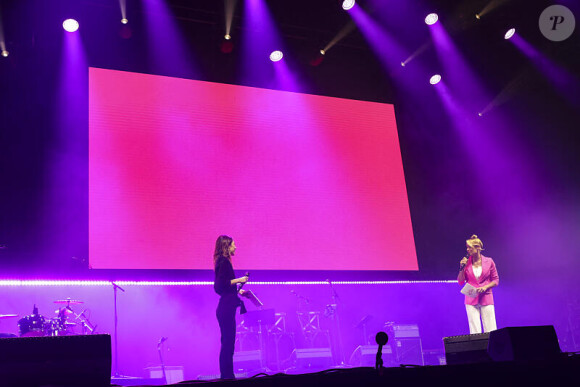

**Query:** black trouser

left=216, top=297, right=237, bottom=379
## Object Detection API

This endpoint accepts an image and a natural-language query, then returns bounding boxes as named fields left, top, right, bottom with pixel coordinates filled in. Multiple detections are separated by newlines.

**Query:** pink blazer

left=457, top=255, right=499, bottom=306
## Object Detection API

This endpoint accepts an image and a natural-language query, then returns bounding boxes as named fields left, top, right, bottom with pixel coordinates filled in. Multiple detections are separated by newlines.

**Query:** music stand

left=243, top=309, right=275, bottom=371
left=242, top=290, right=263, bottom=308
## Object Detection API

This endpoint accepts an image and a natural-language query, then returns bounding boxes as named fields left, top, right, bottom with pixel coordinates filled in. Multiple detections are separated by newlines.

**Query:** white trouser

left=465, top=304, right=497, bottom=334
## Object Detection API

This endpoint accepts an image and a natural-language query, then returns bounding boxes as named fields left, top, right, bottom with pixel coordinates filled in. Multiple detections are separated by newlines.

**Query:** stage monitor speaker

left=443, top=332, right=491, bottom=365
left=394, top=338, right=424, bottom=366
left=0, top=334, right=111, bottom=387
left=349, top=344, right=394, bottom=367
left=291, top=348, right=333, bottom=370
left=487, top=325, right=561, bottom=362
left=233, top=350, right=263, bottom=372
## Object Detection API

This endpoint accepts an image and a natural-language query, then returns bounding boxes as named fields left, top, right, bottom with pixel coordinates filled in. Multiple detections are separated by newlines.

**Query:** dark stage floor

left=109, top=355, right=580, bottom=387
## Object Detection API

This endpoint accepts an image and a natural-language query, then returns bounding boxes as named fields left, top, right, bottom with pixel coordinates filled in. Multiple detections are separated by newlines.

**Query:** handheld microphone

left=239, top=272, right=250, bottom=290
left=460, top=257, right=468, bottom=270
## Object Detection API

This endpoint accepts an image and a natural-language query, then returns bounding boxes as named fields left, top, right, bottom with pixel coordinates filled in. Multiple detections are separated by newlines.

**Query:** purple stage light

left=430, top=74, right=442, bottom=84
left=269, top=50, right=283, bottom=62
left=62, top=19, right=79, bottom=32
left=342, top=0, right=355, bottom=11
left=504, top=28, right=515, bottom=40
left=425, top=13, right=439, bottom=25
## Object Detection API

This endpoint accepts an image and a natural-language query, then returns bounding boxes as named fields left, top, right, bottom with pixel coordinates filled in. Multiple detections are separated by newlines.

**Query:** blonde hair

left=466, top=234, right=484, bottom=250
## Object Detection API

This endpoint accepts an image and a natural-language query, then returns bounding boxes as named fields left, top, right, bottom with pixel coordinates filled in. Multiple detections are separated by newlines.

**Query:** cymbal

left=54, top=298, right=84, bottom=304
left=0, top=314, right=18, bottom=319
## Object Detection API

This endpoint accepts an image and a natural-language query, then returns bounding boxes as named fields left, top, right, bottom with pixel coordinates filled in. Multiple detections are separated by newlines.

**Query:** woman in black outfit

left=213, top=235, right=248, bottom=380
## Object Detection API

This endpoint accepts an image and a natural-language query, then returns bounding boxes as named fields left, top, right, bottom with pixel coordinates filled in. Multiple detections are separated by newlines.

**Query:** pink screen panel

left=89, top=67, right=417, bottom=270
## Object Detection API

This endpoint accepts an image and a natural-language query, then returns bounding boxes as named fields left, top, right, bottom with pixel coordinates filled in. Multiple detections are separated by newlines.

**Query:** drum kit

left=4, top=298, right=97, bottom=337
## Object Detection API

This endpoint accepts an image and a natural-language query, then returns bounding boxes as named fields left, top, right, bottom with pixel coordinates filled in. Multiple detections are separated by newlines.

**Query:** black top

left=214, top=256, right=238, bottom=298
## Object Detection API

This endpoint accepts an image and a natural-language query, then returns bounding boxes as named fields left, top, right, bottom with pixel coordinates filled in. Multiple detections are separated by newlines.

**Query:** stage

left=1, top=0, right=579, bottom=385
left=165, top=357, right=580, bottom=387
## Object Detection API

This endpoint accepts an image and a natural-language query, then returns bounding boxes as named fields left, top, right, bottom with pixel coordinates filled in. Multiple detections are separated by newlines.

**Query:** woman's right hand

left=238, top=275, right=249, bottom=284
left=460, top=257, right=468, bottom=268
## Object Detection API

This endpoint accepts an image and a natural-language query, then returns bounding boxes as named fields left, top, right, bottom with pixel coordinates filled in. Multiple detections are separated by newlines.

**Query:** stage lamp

left=63, top=19, right=79, bottom=32
left=121, top=18, right=128, bottom=24
left=430, top=74, right=442, bottom=85
left=342, top=0, right=355, bottom=11
left=1, top=50, right=8, bottom=57
left=269, top=50, right=283, bottom=62
left=504, top=28, right=515, bottom=40
left=320, top=49, right=325, bottom=55
left=425, top=13, right=439, bottom=25
left=475, top=14, right=481, bottom=20
left=224, top=34, right=231, bottom=40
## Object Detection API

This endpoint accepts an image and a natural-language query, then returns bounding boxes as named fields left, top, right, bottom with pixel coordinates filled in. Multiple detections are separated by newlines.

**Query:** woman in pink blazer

left=458, top=234, right=499, bottom=334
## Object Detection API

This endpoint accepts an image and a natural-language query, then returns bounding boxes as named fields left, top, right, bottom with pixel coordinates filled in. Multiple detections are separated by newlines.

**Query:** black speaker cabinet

left=0, top=334, right=111, bottom=387
left=443, top=332, right=491, bottom=365
left=487, top=325, right=561, bottom=362
left=291, top=347, right=333, bottom=370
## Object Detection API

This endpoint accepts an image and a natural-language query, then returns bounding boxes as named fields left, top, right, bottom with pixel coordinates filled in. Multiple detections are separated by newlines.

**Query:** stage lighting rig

left=62, top=19, right=79, bottom=32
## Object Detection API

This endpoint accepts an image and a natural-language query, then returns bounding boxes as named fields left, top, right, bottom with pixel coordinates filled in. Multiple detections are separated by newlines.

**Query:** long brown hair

left=213, top=235, right=233, bottom=267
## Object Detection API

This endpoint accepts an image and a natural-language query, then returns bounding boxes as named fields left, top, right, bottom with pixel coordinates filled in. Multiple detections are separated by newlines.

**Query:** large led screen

left=89, top=67, right=417, bottom=271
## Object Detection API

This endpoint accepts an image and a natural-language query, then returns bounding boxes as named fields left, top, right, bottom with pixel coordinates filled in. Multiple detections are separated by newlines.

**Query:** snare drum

left=18, top=314, right=46, bottom=337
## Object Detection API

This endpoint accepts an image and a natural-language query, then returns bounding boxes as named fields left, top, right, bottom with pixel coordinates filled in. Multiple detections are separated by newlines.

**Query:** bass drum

left=18, top=314, right=46, bottom=337
left=44, top=318, right=76, bottom=336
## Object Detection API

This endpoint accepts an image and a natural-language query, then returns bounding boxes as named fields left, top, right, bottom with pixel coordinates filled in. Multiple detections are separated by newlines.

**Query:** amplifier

left=443, top=332, right=491, bottom=365
left=392, top=324, right=420, bottom=338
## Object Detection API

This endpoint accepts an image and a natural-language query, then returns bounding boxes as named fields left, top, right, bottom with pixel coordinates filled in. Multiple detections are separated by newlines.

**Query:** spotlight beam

left=0, top=23, right=6, bottom=57
left=401, top=41, right=431, bottom=67
left=224, top=0, right=237, bottom=38
left=119, top=0, right=127, bottom=23
left=323, top=20, right=356, bottom=53
left=477, top=0, right=509, bottom=19
left=478, top=69, right=530, bottom=116
left=0, top=7, right=5, bottom=51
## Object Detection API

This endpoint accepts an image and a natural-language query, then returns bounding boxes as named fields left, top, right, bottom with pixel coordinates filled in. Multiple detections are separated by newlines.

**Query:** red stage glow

left=89, top=68, right=417, bottom=271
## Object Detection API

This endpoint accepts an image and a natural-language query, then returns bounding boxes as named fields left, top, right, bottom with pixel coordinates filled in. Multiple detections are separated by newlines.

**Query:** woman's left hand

left=476, top=286, right=487, bottom=293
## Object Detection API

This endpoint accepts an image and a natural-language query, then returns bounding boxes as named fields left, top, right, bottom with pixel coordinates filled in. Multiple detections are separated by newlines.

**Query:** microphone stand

left=158, top=337, right=168, bottom=384
left=111, top=282, right=125, bottom=378
left=327, top=280, right=346, bottom=366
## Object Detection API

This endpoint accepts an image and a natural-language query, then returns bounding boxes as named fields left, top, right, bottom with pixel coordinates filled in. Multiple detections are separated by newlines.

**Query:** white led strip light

left=0, top=280, right=456, bottom=286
